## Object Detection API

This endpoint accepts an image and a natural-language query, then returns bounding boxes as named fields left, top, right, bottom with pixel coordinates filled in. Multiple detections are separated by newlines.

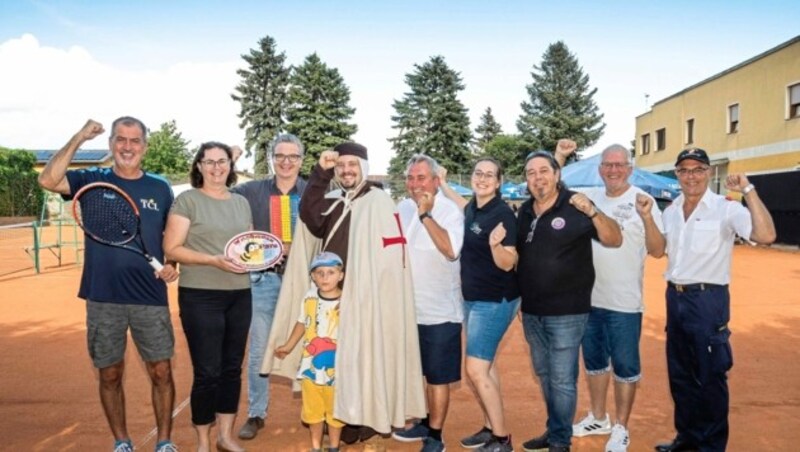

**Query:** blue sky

left=1, top=0, right=798, bottom=173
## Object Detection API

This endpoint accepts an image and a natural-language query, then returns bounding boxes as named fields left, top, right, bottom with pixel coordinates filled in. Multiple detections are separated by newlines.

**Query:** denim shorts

left=463, top=298, right=520, bottom=361
left=581, top=307, right=642, bottom=382
left=86, top=300, right=174, bottom=369
left=418, top=322, right=462, bottom=384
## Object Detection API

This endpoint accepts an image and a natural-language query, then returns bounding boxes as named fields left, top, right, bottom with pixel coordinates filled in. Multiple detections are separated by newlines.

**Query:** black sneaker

left=460, top=427, right=493, bottom=449
left=392, top=421, right=429, bottom=442
left=476, top=436, right=513, bottom=452
left=522, top=432, right=549, bottom=451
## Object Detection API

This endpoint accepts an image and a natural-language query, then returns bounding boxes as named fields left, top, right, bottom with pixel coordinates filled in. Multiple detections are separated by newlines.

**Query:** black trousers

left=179, top=287, right=252, bottom=425
left=666, top=284, right=732, bottom=452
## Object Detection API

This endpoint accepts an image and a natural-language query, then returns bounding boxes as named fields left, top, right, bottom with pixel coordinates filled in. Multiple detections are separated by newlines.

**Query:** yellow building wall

left=636, top=37, right=800, bottom=175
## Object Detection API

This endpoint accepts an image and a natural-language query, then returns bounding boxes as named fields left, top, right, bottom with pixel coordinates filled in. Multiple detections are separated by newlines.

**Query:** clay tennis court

left=1, top=242, right=798, bottom=451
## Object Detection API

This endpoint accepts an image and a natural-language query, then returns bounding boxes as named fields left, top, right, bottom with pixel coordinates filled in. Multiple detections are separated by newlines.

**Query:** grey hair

left=110, top=116, right=148, bottom=144
left=601, top=143, right=632, bottom=165
left=268, top=133, right=305, bottom=156
left=404, top=154, right=440, bottom=177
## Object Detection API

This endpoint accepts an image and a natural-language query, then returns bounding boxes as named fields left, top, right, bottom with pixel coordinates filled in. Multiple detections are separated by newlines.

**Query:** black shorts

left=418, top=322, right=462, bottom=385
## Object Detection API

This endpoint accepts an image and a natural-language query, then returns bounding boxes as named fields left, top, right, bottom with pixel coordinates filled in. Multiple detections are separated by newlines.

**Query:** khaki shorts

left=86, top=300, right=174, bottom=368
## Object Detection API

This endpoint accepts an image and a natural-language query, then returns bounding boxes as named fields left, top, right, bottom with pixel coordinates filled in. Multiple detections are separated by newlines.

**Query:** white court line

left=135, top=396, right=191, bottom=450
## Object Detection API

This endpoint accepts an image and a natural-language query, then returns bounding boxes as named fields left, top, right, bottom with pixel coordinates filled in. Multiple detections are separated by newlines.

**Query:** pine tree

left=481, top=134, right=530, bottom=177
left=142, top=120, right=192, bottom=180
left=517, top=41, right=605, bottom=160
left=388, top=56, right=473, bottom=179
left=231, top=35, right=290, bottom=176
left=285, top=53, right=357, bottom=176
left=474, top=107, right=503, bottom=153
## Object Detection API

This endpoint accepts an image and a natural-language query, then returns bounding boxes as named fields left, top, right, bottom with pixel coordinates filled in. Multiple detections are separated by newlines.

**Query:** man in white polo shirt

left=655, top=148, right=775, bottom=452
left=393, top=154, right=465, bottom=452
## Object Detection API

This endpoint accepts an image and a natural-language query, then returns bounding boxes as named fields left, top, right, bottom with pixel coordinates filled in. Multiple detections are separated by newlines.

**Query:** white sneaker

left=572, top=411, right=612, bottom=437
left=605, top=424, right=630, bottom=452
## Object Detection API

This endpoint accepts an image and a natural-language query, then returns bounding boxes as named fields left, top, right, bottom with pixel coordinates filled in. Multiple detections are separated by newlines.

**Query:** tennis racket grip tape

left=148, top=258, right=164, bottom=272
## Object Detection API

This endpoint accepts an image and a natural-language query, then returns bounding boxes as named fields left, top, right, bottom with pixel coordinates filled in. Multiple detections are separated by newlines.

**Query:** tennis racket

left=72, top=182, right=164, bottom=272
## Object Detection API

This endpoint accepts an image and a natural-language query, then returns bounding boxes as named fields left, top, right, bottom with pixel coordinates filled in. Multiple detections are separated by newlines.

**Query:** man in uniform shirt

left=655, top=148, right=775, bottom=452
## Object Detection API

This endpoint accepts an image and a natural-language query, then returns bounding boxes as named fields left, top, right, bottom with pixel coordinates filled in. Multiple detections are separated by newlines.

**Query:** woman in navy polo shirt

left=440, top=157, right=519, bottom=452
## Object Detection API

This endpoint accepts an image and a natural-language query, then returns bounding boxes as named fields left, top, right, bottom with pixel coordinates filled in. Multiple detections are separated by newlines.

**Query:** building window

left=728, top=103, right=739, bottom=133
left=641, top=133, right=650, bottom=155
left=790, top=83, right=800, bottom=118
left=686, top=118, right=694, bottom=144
left=656, top=128, right=666, bottom=151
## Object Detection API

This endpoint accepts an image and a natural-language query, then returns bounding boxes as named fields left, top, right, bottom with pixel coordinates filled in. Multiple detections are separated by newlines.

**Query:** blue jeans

left=246, top=271, right=282, bottom=419
left=522, top=313, right=588, bottom=448
left=581, top=307, right=642, bottom=382
left=463, top=298, right=520, bottom=361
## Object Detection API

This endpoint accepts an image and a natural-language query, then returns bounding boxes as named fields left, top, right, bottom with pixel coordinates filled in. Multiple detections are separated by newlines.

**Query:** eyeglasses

left=200, top=158, right=230, bottom=168
left=600, top=162, right=630, bottom=170
left=675, top=167, right=709, bottom=177
left=472, top=170, right=497, bottom=180
left=273, top=153, right=302, bottom=163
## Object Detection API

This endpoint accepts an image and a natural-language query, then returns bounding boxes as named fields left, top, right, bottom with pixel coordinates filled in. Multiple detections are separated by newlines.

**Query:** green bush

left=0, top=148, right=45, bottom=217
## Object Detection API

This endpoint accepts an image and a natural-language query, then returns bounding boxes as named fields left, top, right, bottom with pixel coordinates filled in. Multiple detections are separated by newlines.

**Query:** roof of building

left=33, top=149, right=112, bottom=164
left=643, top=34, right=800, bottom=114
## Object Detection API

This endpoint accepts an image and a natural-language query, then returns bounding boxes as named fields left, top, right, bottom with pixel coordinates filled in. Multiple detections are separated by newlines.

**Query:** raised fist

left=569, top=192, right=595, bottom=217
left=489, top=223, right=507, bottom=247
left=319, top=150, right=339, bottom=170
left=635, top=193, right=653, bottom=219
left=555, top=139, right=577, bottom=159
left=725, top=174, right=750, bottom=192
left=78, top=119, right=104, bottom=142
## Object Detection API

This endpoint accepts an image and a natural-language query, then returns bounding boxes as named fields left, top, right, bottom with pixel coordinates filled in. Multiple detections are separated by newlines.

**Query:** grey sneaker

left=522, top=432, right=549, bottom=451
left=238, top=416, right=265, bottom=440
left=476, top=436, right=513, bottom=452
left=154, top=441, right=178, bottom=452
left=392, top=421, right=429, bottom=442
left=113, top=440, right=133, bottom=452
left=420, top=437, right=445, bottom=452
left=460, top=427, right=493, bottom=449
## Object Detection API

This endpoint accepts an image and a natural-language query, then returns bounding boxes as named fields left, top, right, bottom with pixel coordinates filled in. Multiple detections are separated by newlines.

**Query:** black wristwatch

left=419, top=211, right=432, bottom=223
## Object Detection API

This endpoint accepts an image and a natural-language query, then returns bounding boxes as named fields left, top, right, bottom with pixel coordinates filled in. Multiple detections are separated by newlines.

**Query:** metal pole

left=32, top=221, right=40, bottom=274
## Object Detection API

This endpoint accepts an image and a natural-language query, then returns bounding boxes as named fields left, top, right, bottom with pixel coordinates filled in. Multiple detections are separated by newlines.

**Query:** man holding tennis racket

left=38, top=117, right=179, bottom=452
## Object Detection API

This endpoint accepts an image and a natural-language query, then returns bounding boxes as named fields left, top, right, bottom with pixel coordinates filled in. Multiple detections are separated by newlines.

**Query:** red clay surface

left=1, top=245, right=799, bottom=451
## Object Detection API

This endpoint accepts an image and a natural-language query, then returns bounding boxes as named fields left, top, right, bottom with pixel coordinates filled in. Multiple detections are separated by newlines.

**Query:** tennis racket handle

left=148, top=258, right=164, bottom=272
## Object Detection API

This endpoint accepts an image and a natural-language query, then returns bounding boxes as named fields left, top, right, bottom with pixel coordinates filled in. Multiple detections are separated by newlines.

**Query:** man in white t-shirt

left=392, top=154, right=465, bottom=452
left=569, top=144, right=666, bottom=452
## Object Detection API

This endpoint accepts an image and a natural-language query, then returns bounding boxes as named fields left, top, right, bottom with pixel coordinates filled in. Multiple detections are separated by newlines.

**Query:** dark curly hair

left=189, top=141, right=237, bottom=188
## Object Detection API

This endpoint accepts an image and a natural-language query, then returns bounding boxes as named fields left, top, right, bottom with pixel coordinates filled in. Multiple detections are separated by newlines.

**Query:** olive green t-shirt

left=170, top=189, right=252, bottom=290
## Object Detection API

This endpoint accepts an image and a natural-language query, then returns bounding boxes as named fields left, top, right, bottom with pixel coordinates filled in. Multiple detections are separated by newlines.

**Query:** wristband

left=742, top=184, right=755, bottom=195
left=419, top=212, right=432, bottom=223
